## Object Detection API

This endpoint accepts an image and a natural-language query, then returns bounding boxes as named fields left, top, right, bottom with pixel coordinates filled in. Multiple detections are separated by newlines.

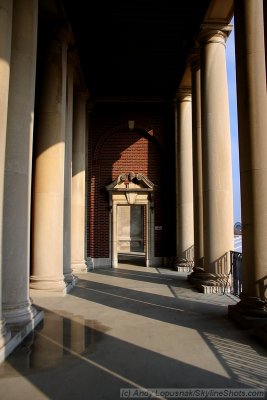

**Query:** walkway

left=0, top=264, right=266, bottom=399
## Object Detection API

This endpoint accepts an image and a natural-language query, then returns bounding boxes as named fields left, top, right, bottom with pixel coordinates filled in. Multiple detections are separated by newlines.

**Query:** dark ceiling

left=63, top=0, right=211, bottom=100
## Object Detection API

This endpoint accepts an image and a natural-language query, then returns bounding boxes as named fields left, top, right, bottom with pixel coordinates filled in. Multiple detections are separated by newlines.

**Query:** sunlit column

left=71, top=90, right=89, bottom=273
left=175, top=89, right=194, bottom=271
left=229, top=0, right=267, bottom=317
left=198, top=24, right=234, bottom=292
left=0, top=0, right=12, bottom=347
left=31, top=29, right=70, bottom=291
left=263, top=0, right=267, bottom=86
left=63, top=53, right=76, bottom=285
left=3, top=0, right=39, bottom=323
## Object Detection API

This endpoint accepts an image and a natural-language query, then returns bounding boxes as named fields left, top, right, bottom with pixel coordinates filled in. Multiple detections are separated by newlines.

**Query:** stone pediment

left=105, top=172, right=156, bottom=192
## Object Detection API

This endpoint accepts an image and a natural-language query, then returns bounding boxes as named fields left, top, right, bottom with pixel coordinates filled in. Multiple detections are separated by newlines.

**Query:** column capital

left=68, top=47, right=80, bottom=66
left=199, top=23, right=233, bottom=46
left=53, top=23, right=74, bottom=46
left=175, top=87, right=192, bottom=103
left=74, top=87, right=90, bottom=101
left=87, top=102, right=95, bottom=114
left=188, top=49, right=200, bottom=71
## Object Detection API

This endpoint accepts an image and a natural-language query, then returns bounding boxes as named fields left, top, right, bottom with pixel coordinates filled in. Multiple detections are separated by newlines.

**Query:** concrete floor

left=0, top=264, right=267, bottom=399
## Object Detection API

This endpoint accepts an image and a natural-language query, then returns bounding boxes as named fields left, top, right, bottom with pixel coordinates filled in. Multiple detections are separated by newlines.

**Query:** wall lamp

left=128, top=120, right=135, bottom=131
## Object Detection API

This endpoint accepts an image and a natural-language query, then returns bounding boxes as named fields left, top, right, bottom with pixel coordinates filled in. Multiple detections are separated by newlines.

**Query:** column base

left=188, top=271, right=231, bottom=293
left=30, top=275, right=67, bottom=292
left=0, top=310, right=43, bottom=363
left=254, top=325, right=267, bottom=346
left=64, top=272, right=78, bottom=285
left=187, top=266, right=205, bottom=282
left=228, top=293, right=267, bottom=329
left=172, top=257, right=194, bottom=272
left=64, top=274, right=78, bottom=293
left=71, top=261, right=88, bottom=273
left=86, top=258, right=94, bottom=271
left=197, top=283, right=231, bottom=294
left=3, top=300, right=38, bottom=325
left=228, top=305, right=267, bottom=329
left=0, top=320, right=11, bottom=350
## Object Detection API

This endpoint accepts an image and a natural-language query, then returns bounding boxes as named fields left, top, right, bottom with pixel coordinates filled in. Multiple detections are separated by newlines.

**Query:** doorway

left=106, top=172, right=156, bottom=268
left=117, top=205, right=145, bottom=266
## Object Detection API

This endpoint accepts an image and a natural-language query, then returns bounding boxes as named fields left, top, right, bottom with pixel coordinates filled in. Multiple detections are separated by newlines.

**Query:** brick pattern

left=88, top=103, right=176, bottom=259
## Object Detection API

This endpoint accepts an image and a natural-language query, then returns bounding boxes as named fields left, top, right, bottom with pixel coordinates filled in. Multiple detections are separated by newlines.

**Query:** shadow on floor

left=0, top=268, right=267, bottom=399
left=92, top=266, right=199, bottom=290
left=1, top=308, right=265, bottom=400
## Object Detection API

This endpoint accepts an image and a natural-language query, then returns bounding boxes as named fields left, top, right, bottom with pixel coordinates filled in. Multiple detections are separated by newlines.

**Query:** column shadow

left=1, top=307, right=265, bottom=400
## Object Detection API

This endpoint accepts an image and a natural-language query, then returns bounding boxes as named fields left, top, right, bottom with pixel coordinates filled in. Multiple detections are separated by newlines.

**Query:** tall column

left=191, top=53, right=204, bottom=272
left=174, top=90, right=194, bottom=271
left=264, top=0, right=267, bottom=86
left=3, top=0, right=39, bottom=323
left=229, top=0, right=267, bottom=318
left=198, top=24, right=234, bottom=292
left=63, top=54, right=76, bottom=285
left=71, top=90, right=88, bottom=273
left=0, top=0, right=12, bottom=346
left=31, top=29, right=69, bottom=291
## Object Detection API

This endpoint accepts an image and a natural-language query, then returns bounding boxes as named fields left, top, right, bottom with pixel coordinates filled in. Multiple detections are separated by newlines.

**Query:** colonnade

left=0, top=0, right=88, bottom=359
left=0, top=0, right=266, bottom=362
left=175, top=0, right=267, bottom=318
left=175, top=22, right=234, bottom=292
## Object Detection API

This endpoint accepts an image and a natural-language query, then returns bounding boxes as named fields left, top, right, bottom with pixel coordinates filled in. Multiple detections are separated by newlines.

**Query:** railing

left=230, top=250, right=243, bottom=297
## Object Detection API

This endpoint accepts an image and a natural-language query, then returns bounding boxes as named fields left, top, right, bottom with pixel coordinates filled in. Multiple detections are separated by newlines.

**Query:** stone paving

left=0, top=264, right=266, bottom=400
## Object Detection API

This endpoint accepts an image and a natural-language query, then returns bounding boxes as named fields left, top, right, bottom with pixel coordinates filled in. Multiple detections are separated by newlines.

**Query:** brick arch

left=93, top=123, right=162, bottom=161
left=99, top=130, right=162, bottom=185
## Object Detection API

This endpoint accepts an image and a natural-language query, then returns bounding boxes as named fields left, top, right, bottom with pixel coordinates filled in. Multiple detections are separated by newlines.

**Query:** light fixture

left=128, top=120, right=135, bottom=130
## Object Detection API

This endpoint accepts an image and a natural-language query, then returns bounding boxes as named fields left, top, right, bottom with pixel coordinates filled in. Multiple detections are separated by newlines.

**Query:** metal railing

left=230, top=250, right=243, bottom=297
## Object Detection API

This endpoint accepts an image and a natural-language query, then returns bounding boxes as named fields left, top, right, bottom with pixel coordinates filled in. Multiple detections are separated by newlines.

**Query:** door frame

left=106, top=173, right=157, bottom=268
left=109, top=193, right=154, bottom=268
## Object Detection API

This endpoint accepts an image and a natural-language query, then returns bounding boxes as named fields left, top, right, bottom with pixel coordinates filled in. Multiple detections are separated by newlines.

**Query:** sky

left=226, top=19, right=241, bottom=224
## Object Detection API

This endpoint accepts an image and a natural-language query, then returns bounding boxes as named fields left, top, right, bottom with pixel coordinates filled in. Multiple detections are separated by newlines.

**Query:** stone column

left=264, top=0, right=267, bottom=86
left=31, top=29, right=69, bottom=291
left=190, top=53, right=204, bottom=272
left=198, top=24, right=234, bottom=293
left=0, top=0, right=12, bottom=347
left=174, top=90, right=194, bottom=272
left=229, top=0, right=267, bottom=318
left=71, top=90, right=88, bottom=273
left=63, top=54, right=76, bottom=285
left=3, top=0, right=39, bottom=323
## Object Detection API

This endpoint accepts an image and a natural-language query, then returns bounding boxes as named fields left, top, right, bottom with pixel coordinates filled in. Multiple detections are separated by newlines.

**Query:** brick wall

left=88, top=102, right=176, bottom=260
